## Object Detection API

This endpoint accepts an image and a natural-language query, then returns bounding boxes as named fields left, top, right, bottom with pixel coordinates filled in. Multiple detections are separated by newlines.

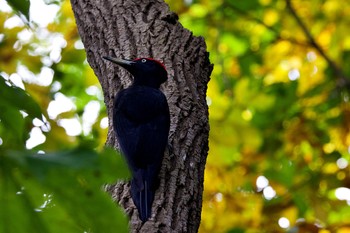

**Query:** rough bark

left=70, top=0, right=212, bottom=232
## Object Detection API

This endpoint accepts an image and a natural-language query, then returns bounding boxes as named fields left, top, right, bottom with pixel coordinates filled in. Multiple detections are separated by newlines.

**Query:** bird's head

left=103, top=56, right=167, bottom=88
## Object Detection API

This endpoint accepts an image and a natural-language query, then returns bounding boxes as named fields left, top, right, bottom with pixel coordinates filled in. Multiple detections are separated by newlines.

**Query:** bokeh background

left=1, top=0, right=350, bottom=232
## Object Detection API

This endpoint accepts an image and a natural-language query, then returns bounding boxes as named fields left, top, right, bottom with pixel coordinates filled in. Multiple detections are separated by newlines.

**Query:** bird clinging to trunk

left=103, top=56, right=170, bottom=222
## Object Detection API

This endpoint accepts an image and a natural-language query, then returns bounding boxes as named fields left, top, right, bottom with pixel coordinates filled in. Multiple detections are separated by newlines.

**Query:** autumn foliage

left=1, top=0, right=350, bottom=232
left=165, top=0, right=350, bottom=232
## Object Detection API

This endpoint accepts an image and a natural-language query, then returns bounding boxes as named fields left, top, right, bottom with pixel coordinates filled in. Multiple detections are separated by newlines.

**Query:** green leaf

left=227, top=228, right=245, bottom=233
left=265, top=157, right=296, bottom=188
left=5, top=0, right=30, bottom=21
left=1, top=147, right=129, bottom=233
left=292, top=192, right=308, bottom=216
left=0, top=76, right=44, bottom=147
left=0, top=103, right=25, bottom=145
left=100, top=147, right=131, bottom=181
left=0, top=76, right=43, bottom=121
left=0, top=153, right=51, bottom=233
left=220, top=33, right=249, bottom=56
left=231, top=0, right=260, bottom=10
left=42, top=0, right=60, bottom=4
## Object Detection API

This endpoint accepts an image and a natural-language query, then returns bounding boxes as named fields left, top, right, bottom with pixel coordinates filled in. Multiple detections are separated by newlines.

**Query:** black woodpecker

left=103, top=56, right=170, bottom=222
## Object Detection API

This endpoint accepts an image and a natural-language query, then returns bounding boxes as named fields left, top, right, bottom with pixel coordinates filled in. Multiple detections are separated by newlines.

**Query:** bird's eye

left=141, top=59, right=147, bottom=63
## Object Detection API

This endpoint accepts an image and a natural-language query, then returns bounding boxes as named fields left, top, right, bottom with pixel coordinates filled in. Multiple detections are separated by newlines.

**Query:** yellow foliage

left=200, top=165, right=263, bottom=232
left=177, top=1, right=350, bottom=231
left=263, top=9, right=279, bottom=26
left=337, top=228, right=350, bottom=233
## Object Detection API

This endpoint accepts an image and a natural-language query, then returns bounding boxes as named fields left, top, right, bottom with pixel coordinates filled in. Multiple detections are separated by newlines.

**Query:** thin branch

left=225, top=1, right=349, bottom=89
left=286, top=0, right=350, bottom=89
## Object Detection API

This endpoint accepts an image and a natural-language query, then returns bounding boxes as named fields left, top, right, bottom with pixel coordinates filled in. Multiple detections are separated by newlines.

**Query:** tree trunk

left=70, top=0, right=212, bottom=232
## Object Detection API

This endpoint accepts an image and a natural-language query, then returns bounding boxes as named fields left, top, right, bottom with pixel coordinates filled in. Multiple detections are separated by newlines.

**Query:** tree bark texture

left=70, top=0, right=212, bottom=232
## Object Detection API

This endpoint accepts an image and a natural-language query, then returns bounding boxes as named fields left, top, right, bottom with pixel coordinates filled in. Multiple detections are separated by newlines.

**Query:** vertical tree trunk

left=70, top=0, right=212, bottom=232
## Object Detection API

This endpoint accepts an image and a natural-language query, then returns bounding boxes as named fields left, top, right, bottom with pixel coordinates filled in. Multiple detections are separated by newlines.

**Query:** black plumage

left=103, top=56, right=170, bottom=222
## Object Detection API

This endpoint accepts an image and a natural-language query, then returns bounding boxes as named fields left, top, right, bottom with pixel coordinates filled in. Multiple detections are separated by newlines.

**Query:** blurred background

left=1, top=0, right=350, bottom=232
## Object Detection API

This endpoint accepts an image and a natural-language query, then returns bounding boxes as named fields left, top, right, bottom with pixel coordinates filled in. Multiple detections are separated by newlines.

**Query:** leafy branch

left=224, top=1, right=349, bottom=90
left=286, top=0, right=350, bottom=89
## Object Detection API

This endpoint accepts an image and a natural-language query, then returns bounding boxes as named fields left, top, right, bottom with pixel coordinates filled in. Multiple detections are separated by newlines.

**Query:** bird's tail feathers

left=131, top=175, right=155, bottom=222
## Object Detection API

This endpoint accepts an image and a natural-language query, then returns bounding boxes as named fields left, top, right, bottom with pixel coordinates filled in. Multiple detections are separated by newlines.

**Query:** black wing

left=113, top=86, right=170, bottom=221
left=113, top=85, right=170, bottom=178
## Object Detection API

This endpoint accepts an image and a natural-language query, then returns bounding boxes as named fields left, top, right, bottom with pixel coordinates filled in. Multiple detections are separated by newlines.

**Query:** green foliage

left=0, top=71, right=129, bottom=230
left=1, top=147, right=129, bottom=233
left=0, top=69, right=129, bottom=231
left=0, top=1, right=129, bottom=232
left=5, top=0, right=30, bottom=21
left=0, top=76, right=43, bottom=148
